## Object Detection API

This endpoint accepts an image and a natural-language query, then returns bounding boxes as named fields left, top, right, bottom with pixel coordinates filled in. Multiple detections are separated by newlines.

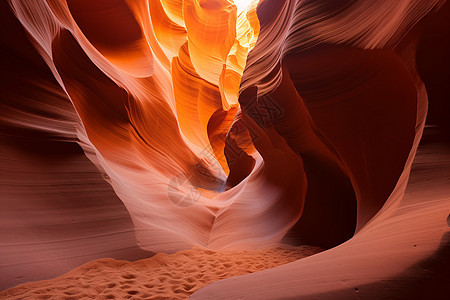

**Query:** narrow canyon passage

left=1, top=0, right=448, bottom=298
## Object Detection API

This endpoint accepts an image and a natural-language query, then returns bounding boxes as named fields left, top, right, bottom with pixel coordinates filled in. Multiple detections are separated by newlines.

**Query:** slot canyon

left=1, top=0, right=449, bottom=299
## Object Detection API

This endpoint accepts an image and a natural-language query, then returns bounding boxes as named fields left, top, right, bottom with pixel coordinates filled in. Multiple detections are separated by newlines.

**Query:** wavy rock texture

left=1, top=0, right=449, bottom=298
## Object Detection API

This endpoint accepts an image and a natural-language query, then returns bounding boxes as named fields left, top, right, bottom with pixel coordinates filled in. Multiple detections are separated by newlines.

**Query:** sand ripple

left=0, top=246, right=322, bottom=299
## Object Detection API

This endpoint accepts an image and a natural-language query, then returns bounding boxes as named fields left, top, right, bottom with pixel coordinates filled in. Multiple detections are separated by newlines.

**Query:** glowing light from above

left=234, top=0, right=254, bottom=13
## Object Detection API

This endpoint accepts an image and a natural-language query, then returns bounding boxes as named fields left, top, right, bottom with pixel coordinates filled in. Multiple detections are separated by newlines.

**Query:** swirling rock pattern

left=1, top=0, right=449, bottom=298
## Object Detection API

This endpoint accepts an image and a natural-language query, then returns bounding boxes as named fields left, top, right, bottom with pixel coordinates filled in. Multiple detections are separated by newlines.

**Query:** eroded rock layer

left=1, top=0, right=449, bottom=297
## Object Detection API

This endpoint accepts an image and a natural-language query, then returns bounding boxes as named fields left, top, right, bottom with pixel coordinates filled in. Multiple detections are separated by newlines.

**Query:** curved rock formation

left=1, top=0, right=449, bottom=297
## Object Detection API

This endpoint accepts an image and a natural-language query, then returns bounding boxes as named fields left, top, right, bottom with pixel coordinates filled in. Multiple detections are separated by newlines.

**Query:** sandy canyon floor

left=0, top=245, right=323, bottom=299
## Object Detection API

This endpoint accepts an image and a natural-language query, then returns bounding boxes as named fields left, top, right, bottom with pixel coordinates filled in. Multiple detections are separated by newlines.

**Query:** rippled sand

left=0, top=246, right=323, bottom=299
